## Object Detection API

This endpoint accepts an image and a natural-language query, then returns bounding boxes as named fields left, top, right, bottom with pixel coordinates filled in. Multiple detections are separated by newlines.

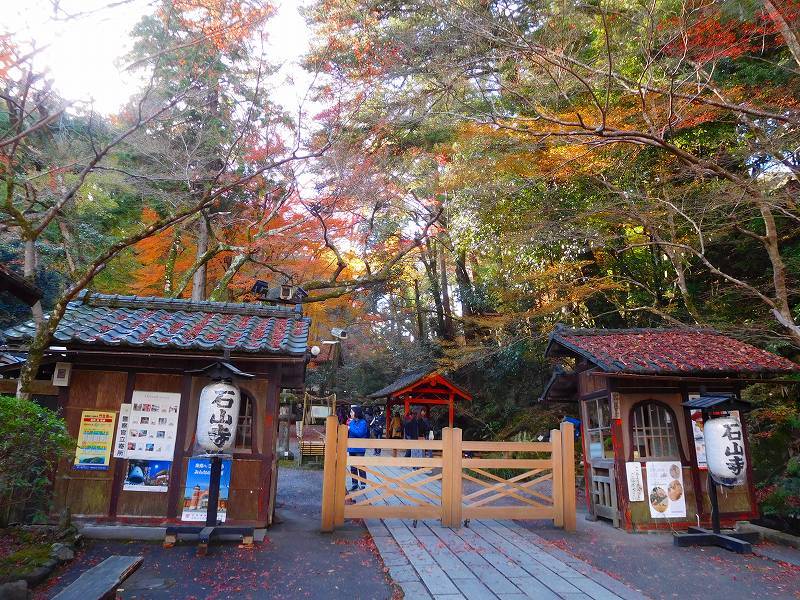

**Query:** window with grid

left=235, top=392, right=254, bottom=451
left=584, top=397, right=614, bottom=459
left=631, top=402, right=679, bottom=460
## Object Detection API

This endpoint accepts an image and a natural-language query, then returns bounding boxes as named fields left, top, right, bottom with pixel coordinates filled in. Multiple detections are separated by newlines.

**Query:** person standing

left=405, top=409, right=421, bottom=460
left=389, top=410, right=403, bottom=457
left=348, top=406, right=369, bottom=491
left=419, top=408, right=433, bottom=458
left=369, top=409, right=384, bottom=455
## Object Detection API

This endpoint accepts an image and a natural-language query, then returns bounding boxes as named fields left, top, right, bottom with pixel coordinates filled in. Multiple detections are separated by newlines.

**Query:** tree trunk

left=191, top=214, right=210, bottom=301
left=421, top=243, right=446, bottom=338
left=764, top=0, right=800, bottom=69
left=454, top=248, right=476, bottom=341
left=413, top=278, right=425, bottom=344
left=209, top=253, right=248, bottom=301
left=164, top=232, right=181, bottom=295
left=23, top=238, right=43, bottom=325
left=438, top=242, right=455, bottom=340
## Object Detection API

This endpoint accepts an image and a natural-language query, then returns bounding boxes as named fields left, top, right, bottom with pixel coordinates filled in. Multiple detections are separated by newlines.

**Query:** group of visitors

left=344, top=404, right=438, bottom=491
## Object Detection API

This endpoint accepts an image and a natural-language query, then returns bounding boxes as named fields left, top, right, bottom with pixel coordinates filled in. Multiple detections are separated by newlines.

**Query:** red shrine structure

left=368, top=369, right=473, bottom=429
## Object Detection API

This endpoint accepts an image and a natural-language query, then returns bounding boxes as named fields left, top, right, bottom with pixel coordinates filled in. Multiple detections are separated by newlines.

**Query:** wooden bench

left=299, top=439, right=325, bottom=464
left=53, top=555, right=143, bottom=600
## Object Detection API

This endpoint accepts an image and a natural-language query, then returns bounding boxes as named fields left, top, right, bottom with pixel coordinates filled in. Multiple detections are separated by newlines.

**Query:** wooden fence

left=320, top=417, right=576, bottom=532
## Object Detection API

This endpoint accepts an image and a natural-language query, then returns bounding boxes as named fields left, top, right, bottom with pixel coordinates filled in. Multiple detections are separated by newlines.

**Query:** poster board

left=181, top=457, right=232, bottom=522
left=123, top=459, right=172, bottom=492
left=646, top=461, right=686, bottom=519
left=127, top=391, right=181, bottom=461
left=113, top=404, right=132, bottom=459
left=625, top=462, right=645, bottom=502
left=73, top=410, right=116, bottom=470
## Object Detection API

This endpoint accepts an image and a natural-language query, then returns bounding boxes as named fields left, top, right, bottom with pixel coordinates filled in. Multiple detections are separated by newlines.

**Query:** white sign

left=196, top=382, right=241, bottom=453
left=52, top=362, right=72, bottom=386
left=689, top=409, right=707, bottom=469
left=646, top=461, right=686, bottom=519
left=705, top=416, right=746, bottom=487
left=625, top=462, right=645, bottom=502
left=127, top=391, right=181, bottom=460
left=113, top=404, right=132, bottom=459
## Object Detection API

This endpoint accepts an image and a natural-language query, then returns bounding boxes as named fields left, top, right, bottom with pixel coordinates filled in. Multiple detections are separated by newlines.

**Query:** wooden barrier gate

left=321, top=417, right=576, bottom=532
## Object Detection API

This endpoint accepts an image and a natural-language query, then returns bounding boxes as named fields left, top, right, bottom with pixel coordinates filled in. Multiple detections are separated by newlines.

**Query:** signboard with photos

left=126, top=390, right=181, bottom=461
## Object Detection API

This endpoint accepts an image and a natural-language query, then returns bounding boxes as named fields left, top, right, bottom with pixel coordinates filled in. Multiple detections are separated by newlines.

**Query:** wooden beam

left=0, top=378, right=58, bottom=395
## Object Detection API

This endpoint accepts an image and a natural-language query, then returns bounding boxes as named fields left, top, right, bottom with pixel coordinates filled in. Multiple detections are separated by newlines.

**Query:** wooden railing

left=320, top=417, right=576, bottom=532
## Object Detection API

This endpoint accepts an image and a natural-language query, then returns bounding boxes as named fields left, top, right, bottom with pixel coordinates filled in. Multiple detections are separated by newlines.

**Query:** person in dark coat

left=369, top=408, right=384, bottom=455
left=419, top=408, right=432, bottom=458
left=403, top=410, right=419, bottom=458
left=348, top=406, right=369, bottom=491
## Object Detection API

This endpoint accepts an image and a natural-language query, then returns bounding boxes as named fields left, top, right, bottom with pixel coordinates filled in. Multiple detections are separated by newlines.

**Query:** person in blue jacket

left=348, top=406, right=370, bottom=491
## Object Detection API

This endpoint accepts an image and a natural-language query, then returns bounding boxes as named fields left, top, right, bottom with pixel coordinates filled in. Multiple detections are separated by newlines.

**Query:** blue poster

left=181, top=457, right=232, bottom=522
left=123, top=459, right=172, bottom=492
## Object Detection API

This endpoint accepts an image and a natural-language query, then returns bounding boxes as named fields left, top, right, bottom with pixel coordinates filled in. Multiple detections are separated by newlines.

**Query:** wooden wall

left=55, top=365, right=282, bottom=525
left=54, top=370, right=128, bottom=517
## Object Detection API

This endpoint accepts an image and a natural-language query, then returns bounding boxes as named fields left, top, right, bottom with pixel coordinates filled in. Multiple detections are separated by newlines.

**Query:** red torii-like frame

left=367, top=370, right=473, bottom=431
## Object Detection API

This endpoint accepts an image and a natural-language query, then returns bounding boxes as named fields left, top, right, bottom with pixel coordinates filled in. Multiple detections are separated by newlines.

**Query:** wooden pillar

left=166, top=373, right=193, bottom=519
left=450, top=427, right=463, bottom=526
left=109, top=371, right=136, bottom=518
left=561, top=421, right=577, bottom=532
left=320, top=415, right=339, bottom=532
left=448, top=392, right=454, bottom=427
left=551, top=427, right=563, bottom=528
left=333, top=423, right=348, bottom=527
left=440, top=427, right=453, bottom=527
left=404, top=398, right=409, bottom=415
left=263, top=377, right=281, bottom=525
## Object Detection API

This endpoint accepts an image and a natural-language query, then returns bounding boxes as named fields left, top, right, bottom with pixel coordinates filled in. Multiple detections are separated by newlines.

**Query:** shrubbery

left=744, top=384, right=800, bottom=534
left=0, top=395, right=73, bottom=526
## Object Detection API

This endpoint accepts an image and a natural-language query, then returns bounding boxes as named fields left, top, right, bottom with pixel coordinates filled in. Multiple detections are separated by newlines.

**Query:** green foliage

left=0, top=396, right=74, bottom=527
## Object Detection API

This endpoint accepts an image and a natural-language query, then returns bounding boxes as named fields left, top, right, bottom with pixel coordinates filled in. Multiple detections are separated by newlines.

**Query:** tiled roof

left=367, top=369, right=472, bottom=399
left=547, top=325, right=799, bottom=375
left=3, top=292, right=310, bottom=355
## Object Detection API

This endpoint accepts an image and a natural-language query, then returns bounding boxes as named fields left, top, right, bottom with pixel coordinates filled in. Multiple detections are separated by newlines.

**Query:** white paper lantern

left=196, top=381, right=241, bottom=453
left=704, top=416, right=746, bottom=487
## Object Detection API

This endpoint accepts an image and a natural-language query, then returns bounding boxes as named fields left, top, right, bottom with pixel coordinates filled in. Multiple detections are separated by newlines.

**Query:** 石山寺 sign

left=704, top=416, right=747, bottom=487
left=196, top=381, right=241, bottom=453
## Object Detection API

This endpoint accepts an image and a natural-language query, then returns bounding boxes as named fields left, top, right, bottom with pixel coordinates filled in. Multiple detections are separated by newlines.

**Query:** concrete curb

left=78, top=525, right=267, bottom=542
left=736, top=521, right=800, bottom=549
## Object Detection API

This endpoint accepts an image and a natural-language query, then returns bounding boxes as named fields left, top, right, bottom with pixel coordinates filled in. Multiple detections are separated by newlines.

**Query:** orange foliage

left=169, top=0, right=274, bottom=50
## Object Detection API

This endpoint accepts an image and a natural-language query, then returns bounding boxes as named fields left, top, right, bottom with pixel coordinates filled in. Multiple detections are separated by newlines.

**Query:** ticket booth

left=541, top=325, right=799, bottom=532
left=2, top=291, right=310, bottom=527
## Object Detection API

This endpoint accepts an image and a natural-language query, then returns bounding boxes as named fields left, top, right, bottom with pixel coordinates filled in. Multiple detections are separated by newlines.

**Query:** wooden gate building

left=541, top=325, right=798, bottom=532
left=2, top=292, right=310, bottom=527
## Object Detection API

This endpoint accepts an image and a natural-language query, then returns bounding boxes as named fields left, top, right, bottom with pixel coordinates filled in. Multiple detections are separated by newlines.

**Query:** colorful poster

left=123, top=459, right=172, bottom=492
left=127, top=391, right=181, bottom=461
left=646, top=461, right=686, bottom=519
left=689, top=409, right=707, bottom=469
left=73, top=410, right=116, bottom=470
left=181, top=457, right=232, bottom=522
left=625, top=462, right=645, bottom=502
left=113, top=404, right=132, bottom=459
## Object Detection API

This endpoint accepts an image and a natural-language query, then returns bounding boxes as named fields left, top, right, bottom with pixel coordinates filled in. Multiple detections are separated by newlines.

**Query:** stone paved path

left=358, top=466, right=648, bottom=600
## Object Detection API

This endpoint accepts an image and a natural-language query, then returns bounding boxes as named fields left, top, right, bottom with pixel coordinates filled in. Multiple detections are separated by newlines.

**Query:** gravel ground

left=36, top=467, right=395, bottom=600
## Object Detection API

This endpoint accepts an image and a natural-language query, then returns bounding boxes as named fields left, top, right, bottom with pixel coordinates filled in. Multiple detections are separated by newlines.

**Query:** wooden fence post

left=333, top=423, right=349, bottom=527
left=320, top=416, right=339, bottom=532
left=440, top=427, right=453, bottom=527
left=561, top=421, right=577, bottom=532
left=551, top=428, right=563, bottom=528
left=450, top=428, right=463, bottom=527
